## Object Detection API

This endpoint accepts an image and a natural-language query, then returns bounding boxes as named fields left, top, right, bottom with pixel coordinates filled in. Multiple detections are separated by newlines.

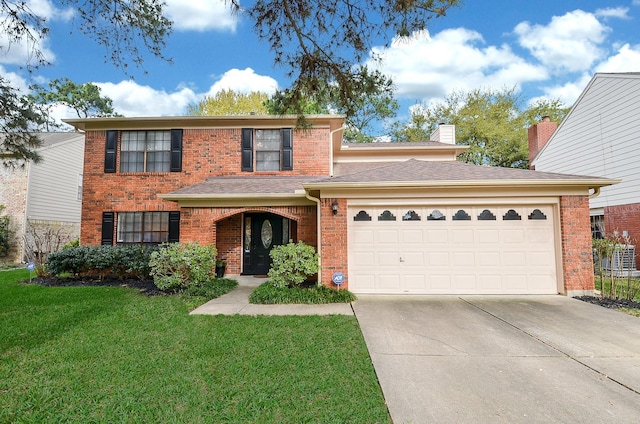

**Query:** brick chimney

left=528, top=116, right=557, bottom=170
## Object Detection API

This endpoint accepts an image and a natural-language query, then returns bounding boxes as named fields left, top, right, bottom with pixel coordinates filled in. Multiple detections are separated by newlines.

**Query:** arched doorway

left=242, top=212, right=293, bottom=275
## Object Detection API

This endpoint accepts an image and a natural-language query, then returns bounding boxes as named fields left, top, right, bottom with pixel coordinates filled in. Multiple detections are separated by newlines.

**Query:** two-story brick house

left=65, top=115, right=616, bottom=296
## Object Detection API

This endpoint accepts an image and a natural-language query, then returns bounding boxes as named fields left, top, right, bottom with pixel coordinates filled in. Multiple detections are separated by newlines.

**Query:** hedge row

left=46, top=245, right=157, bottom=280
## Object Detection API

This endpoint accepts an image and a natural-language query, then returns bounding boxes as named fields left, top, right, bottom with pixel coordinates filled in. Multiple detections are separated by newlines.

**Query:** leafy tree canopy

left=390, top=87, right=570, bottom=169
left=187, top=89, right=270, bottom=116
left=30, top=78, right=120, bottom=122
left=230, top=0, right=459, bottom=118
left=0, top=78, right=47, bottom=167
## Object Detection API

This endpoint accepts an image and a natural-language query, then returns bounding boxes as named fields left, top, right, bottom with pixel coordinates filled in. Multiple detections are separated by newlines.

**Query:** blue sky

left=2, top=0, right=640, bottom=132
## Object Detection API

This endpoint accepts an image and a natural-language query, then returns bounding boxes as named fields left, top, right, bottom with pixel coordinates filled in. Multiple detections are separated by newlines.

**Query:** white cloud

left=514, top=10, right=609, bottom=72
left=26, top=0, right=74, bottom=21
left=164, top=0, right=237, bottom=32
left=634, top=0, right=640, bottom=5
left=96, top=81, right=198, bottom=117
left=91, top=68, right=278, bottom=117
left=529, top=73, right=593, bottom=107
left=0, top=66, right=30, bottom=93
left=595, top=7, right=629, bottom=19
left=206, top=68, right=279, bottom=96
left=368, top=29, right=547, bottom=100
left=595, top=43, right=640, bottom=72
left=0, top=0, right=73, bottom=65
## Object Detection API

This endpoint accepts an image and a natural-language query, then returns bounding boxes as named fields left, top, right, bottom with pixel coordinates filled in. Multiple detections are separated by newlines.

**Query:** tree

left=265, top=72, right=399, bottom=143
left=1, top=0, right=171, bottom=72
left=230, top=0, right=459, bottom=118
left=1, top=0, right=170, bottom=165
left=0, top=78, right=48, bottom=167
left=390, top=88, right=570, bottom=169
left=187, top=90, right=270, bottom=116
left=2, top=0, right=459, bottom=162
left=30, top=78, right=120, bottom=124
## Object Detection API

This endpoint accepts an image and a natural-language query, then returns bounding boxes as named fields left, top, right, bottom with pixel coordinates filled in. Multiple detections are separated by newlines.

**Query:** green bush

left=250, top=281, right=356, bottom=304
left=149, top=243, right=217, bottom=291
left=0, top=205, right=10, bottom=257
left=268, top=241, right=319, bottom=288
left=45, top=245, right=157, bottom=279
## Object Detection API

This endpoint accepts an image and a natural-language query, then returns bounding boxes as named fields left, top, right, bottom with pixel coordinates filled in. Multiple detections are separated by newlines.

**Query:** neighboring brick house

left=530, top=73, right=640, bottom=264
left=0, top=133, right=84, bottom=262
left=65, top=115, right=615, bottom=296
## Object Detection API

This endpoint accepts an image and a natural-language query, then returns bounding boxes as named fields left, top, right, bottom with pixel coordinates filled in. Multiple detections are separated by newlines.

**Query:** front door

left=242, top=213, right=284, bottom=275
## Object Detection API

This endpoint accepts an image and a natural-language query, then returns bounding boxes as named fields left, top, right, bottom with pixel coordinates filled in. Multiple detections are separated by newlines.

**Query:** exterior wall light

left=332, top=200, right=339, bottom=215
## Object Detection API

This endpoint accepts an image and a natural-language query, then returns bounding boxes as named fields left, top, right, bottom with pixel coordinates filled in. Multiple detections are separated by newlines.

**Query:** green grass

left=250, top=281, right=357, bottom=304
left=594, top=276, right=640, bottom=301
left=0, top=269, right=390, bottom=423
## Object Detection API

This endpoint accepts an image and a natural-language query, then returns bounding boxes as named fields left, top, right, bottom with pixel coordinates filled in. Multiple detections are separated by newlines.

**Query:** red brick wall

left=560, top=195, right=595, bottom=294
left=81, top=127, right=329, bottom=245
left=319, top=198, right=348, bottom=289
left=604, top=202, right=640, bottom=265
left=528, top=117, right=558, bottom=170
left=179, top=206, right=317, bottom=275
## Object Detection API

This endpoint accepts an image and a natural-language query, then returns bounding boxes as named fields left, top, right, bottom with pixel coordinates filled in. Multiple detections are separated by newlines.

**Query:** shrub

left=250, top=281, right=356, bottom=304
left=46, top=245, right=157, bottom=279
left=149, top=243, right=217, bottom=291
left=268, top=241, right=319, bottom=288
left=0, top=205, right=11, bottom=257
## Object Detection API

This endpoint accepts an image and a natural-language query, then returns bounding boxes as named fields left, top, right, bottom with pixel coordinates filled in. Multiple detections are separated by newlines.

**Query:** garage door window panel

left=353, top=210, right=372, bottom=221
left=503, top=209, right=522, bottom=220
left=453, top=210, right=471, bottom=220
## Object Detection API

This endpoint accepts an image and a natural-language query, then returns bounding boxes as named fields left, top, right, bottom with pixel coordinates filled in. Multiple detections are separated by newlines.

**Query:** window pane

left=120, top=152, right=144, bottom=172
left=256, top=151, right=280, bottom=171
left=146, top=152, right=170, bottom=172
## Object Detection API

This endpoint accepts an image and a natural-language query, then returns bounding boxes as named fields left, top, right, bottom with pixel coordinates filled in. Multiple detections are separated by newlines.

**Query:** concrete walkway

left=189, top=275, right=354, bottom=316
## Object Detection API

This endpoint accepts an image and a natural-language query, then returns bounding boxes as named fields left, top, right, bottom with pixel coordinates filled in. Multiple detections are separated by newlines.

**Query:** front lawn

left=0, top=269, right=390, bottom=423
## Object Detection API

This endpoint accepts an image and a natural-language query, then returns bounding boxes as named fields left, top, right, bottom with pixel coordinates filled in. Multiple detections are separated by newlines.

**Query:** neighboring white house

left=531, top=72, right=640, bottom=248
left=0, top=132, right=85, bottom=262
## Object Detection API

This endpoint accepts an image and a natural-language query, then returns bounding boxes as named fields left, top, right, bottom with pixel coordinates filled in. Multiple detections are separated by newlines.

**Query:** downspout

left=589, top=187, right=601, bottom=199
left=329, top=126, right=345, bottom=177
left=305, top=191, right=322, bottom=285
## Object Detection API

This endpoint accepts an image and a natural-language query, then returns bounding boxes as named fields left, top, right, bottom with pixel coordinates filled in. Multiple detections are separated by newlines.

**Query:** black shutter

left=104, top=131, right=118, bottom=173
left=281, top=128, right=293, bottom=171
left=170, top=129, right=183, bottom=172
left=241, top=128, right=253, bottom=171
left=101, top=212, right=115, bottom=245
left=168, top=211, right=180, bottom=243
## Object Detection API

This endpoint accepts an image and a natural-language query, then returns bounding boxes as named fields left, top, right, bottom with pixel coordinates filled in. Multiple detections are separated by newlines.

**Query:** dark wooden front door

left=242, top=213, right=283, bottom=275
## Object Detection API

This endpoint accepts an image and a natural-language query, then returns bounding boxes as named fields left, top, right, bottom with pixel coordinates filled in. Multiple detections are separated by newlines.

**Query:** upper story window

left=121, top=131, right=171, bottom=172
left=104, top=129, right=182, bottom=173
left=242, top=128, right=293, bottom=172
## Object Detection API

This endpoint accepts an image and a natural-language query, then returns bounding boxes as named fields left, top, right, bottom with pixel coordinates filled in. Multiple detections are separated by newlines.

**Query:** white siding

left=533, top=73, right=640, bottom=209
left=25, top=134, right=85, bottom=223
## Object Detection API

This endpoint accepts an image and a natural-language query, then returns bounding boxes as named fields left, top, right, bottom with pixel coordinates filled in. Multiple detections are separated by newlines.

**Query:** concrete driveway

left=352, top=295, right=640, bottom=424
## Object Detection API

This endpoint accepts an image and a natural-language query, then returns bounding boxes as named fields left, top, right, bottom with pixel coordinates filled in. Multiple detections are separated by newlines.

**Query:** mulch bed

left=575, top=296, right=640, bottom=310
left=30, top=276, right=165, bottom=296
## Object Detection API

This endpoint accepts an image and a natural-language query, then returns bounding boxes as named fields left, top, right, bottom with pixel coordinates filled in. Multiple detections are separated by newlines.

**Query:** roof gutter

left=304, top=191, right=322, bottom=285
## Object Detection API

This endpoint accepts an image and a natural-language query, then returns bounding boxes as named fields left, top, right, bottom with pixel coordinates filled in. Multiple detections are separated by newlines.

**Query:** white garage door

left=348, top=205, right=559, bottom=294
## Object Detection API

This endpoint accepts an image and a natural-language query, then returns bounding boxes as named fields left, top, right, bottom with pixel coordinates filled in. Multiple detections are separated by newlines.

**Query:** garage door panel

left=502, top=229, right=526, bottom=243
left=404, top=275, right=427, bottom=291
left=352, top=229, right=374, bottom=244
left=478, top=251, right=501, bottom=267
left=403, top=251, right=425, bottom=266
left=452, top=251, right=475, bottom=266
left=428, top=252, right=450, bottom=266
left=352, top=252, right=375, bottom=267
left=452, top=229, right=474, bottom=243
left=402, top=229, right=424, bottom=244
left=378, top=252, right=400, bottom=266
left=426, top=229, right=449, bottom=243
left=477, top=229, right=500, bottom=244
left=377, top=230, right=399, bottom=244
left=348, top=205, right=558, bottom=295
